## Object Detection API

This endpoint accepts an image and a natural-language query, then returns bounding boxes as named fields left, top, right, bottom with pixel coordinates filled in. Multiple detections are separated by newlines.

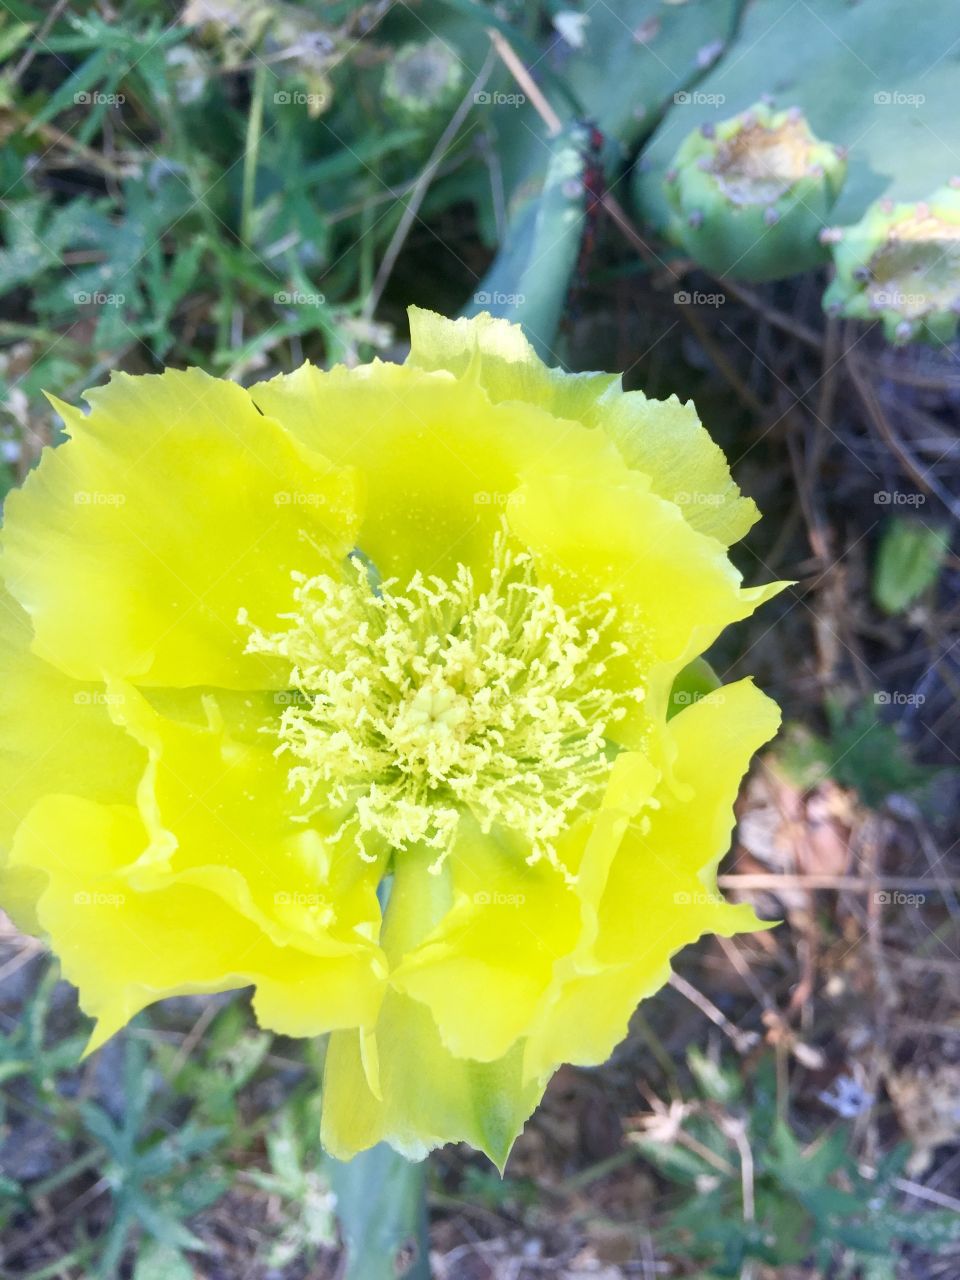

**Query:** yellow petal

left=406, top=305, right=620, bottom=419
left=0, top=588, right=145, bottom=930
left=9, top=793, right=386, bottom=1051
left=600, top=392, right=760, bottom=545
left=507, top=473, right=786, bottom=726
left=107, top=679, right=388, bottom=988
left=391, top=823, right=582, bottom=1062
left=522, top=678, right=779, bottom=1080
left=249, top=359, right=624, bottom=583
left=1, top=369, right=359, bottom=687
left=322, top=992, right=540, bottom=1169
left=391, top=753, right=660, bottom=1075
left=407, top=308, right=757, bottom=544
left=322, top=844, right=541, bottom=1165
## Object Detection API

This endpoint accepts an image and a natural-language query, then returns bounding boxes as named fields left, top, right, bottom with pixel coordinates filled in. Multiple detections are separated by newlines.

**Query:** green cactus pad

left=823, top=183, right=960, bottom=344
left=663, top=103, right=846, bottom=282
left=632, top=0, right=960, bottom=319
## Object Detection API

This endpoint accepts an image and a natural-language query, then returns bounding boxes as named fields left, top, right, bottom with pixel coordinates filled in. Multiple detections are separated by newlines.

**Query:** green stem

left=329, top=1143, right=431, bottom=1280
left=240, top=61, right=267, bottom=249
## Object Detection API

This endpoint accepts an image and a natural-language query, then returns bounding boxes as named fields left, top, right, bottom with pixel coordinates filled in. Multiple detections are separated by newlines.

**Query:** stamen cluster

left=245, top=536, right=644, bottom=875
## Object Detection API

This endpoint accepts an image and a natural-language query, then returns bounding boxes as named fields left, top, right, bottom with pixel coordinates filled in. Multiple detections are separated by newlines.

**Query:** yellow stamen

left=243, top=534, right=644, bottom=876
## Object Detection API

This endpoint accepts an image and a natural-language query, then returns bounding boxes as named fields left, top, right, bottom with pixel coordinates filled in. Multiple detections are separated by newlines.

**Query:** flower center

left=243, top=535, right=643, bottom=876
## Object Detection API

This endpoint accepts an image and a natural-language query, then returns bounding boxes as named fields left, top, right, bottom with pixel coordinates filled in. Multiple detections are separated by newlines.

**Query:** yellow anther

left=243, top=534, right=644, bottom=876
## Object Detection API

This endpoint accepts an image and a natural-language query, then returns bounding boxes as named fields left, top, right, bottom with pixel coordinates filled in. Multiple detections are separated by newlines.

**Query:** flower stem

left=329, top=1143, right=431, bottom=1279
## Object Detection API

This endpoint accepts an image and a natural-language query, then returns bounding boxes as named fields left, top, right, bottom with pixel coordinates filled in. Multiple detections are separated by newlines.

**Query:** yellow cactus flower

left=0, top=308, right=785, bottom=1167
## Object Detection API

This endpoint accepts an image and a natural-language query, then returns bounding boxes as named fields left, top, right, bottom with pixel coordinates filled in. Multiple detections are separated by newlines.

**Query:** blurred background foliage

left=1, top=1, right=959, bottom=1276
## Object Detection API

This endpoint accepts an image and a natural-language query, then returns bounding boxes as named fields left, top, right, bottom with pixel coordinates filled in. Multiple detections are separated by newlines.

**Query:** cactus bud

left=661, top=101, right=846, bottom=281
left=381, top=38, right=464, bottom=124
left=822, top=184, right=960, bottom=345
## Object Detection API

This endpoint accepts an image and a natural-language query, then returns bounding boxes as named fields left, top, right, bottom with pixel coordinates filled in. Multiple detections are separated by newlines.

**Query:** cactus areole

left=664, top=103, right=846, bottom=282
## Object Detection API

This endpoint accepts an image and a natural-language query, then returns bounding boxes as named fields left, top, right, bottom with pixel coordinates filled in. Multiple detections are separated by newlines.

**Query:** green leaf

left=133, top=1242, right=196, bottom=1280
left=0, top=18, right=32, bottom=63
left=873, top=518, right=950, bottom=615
left=26, top=47, right=115, bottom=133
left=632, top=1135, right=720, bottom=1185
left=686, top=1045, right=742, bottom=1103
